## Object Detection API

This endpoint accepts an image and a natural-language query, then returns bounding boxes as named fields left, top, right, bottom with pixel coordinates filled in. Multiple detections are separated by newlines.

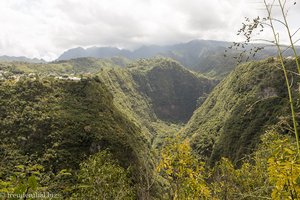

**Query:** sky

left=0, top=0, right=299, bottom=61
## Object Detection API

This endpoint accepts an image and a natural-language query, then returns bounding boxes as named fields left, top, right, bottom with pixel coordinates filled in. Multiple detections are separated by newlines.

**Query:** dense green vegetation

left=73, top=151, right=135, bottom=199
left=97, top=58, right=217, bottom=149
left=1, top=54, right=300, bottom=199
left=156, top=130, right=299, bottom=199
left=0, top=57, right=129, bottom=77
left=0, top=77, right=155, bottom=198
left=0, top=57, right=218, bottom=199
left=128, top=58, right=217, bottom=123
left=182, top=58, right=299, bottom=165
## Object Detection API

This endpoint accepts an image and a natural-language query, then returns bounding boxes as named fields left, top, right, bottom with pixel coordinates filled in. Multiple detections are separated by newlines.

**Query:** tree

left=210, top=131, right=300, bottom=199
left=266, top=131, right=300, bottom=199
left=72, top=150, right=135, bottom=200
left=156, top=136, right=210, bottom=200
left=0, top=164, right=46, bottom=200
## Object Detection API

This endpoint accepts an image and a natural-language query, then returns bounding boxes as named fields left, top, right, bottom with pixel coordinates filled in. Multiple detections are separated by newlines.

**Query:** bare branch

left=270, top=17, right=288, bottom=27
left=283, top=0, right=287, bottom=9
left=281, top=38, right=300, bottom=53
left=294, top=38, right=300, bottom=44
left=250, top=39, right=275, bottom=44
left=291, top=27, right=300, bottom=38
left=260, top=22, right=272, bottom=27
left=282, top=45, right=292, bottom=54
left=273, top=62, right=300, bottom=77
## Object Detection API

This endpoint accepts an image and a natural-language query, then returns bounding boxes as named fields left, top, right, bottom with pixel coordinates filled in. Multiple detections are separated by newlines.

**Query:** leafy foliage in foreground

left=155, top=131, right=300, bottom=200
left=157, top=136, right=210, bottom=199
left=210, top=131, right=300, bottom=200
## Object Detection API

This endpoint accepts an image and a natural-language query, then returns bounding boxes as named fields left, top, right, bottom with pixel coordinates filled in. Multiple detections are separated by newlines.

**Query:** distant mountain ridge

left=57, top=40, right=230, bottom=61
left=0, top=55, right=45, bottom=63
left=57, top=40, right=236, bottom=78
left=59, top=47, right=132, bottom=60
left=58, top=39, right=300, bottom=79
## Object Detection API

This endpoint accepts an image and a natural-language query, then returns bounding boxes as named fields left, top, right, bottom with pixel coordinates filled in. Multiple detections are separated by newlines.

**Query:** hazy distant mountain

left=0, top=55, right=45, bottom=63
left=57, top=40, right=233, bottom=78
left=57, top=39, right=300, bottom=79
left=58, top=40, right=230, bottom=61
left=58, top=47, right=132, bottom=60
left=57, top=40, right=230, bottom=60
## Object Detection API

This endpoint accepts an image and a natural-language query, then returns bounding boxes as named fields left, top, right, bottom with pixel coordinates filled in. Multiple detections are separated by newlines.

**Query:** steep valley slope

left=0, top=77, right=155, bottom=197
left=181, top=58, right=299, bottom=165
left=97, top=58, right=217, bottom=148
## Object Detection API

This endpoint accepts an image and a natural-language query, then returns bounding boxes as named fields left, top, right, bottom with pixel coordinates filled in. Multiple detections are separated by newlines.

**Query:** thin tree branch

left=270, top=17, right=288, bottom=27
left=291, top=27, right=300, bottom=38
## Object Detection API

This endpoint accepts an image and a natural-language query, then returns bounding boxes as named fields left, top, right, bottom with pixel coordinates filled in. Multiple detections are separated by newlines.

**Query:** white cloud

left=0, top=0, right=299, bottom=61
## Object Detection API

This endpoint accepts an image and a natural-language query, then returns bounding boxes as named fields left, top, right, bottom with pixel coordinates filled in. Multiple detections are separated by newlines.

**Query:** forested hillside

left=0, top=77, right=157, bottom=198
left=0, top=57, right=130, bottom=78
left=97, top=58, right=217, bottom=148
left=0, top=57, right=218, bottom=198
left=1, top=56, right=299, bottom=199
left=182, top=58, right=299, bottom=164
